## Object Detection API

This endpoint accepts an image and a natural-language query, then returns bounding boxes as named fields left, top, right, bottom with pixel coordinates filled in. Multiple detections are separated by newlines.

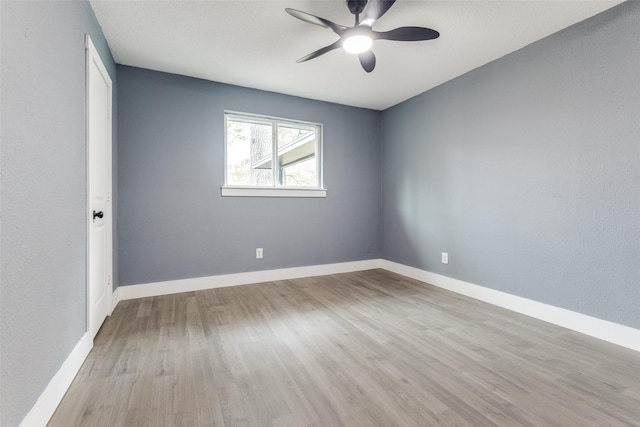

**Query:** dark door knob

left=93, top=210, right=104, bottom=220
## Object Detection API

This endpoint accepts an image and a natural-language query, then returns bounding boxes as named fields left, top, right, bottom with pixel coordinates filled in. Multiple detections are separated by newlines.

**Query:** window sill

left=221, top=187, right=327, bottom=198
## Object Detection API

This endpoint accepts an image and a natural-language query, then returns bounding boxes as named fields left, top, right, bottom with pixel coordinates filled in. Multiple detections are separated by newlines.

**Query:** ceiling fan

left=285, top=0, right=440, bottom=73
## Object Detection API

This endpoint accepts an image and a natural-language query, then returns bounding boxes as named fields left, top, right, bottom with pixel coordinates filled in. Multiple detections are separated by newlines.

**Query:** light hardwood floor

left=49, top=269, right=640, bottom=426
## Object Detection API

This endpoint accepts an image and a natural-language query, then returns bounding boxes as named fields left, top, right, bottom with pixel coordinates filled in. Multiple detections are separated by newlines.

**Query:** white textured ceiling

left=90, top=0, right=623, bottom=110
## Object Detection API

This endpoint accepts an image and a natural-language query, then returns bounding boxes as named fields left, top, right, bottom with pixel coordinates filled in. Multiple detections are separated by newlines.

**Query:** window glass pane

left=226, top=119, right=273, bottom=186
left=225, top=113, right=322, bottom=190
left=277, top=124, right=314, bottom=149
left=277, top=123, right=317, bottom=187
left=281, top=157, right=317, bottom=187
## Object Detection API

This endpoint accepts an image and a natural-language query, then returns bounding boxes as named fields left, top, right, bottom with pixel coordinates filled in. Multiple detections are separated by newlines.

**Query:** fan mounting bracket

left=346, top=0, right=368, bottom=16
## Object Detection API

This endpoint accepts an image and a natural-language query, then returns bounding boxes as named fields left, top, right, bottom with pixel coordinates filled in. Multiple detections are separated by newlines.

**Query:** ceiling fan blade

left=296, top=40, right=343, bottom=63
left=285, top=8, right=347, bottom=35
left=359, top=51, right=376, bottom=73
left=362, top=0, right=396, bottom=25
left=374, top=26, right=440, bottom=41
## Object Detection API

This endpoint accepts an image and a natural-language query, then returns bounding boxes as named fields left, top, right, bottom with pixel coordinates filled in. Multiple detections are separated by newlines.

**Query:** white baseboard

left=110, top=285, right=121, bottom=314
left=116, top=259, right=382, bottom=301
left=116, top=259, right=639, bottom=351
left=20, top=332, right=93, bottom=427
left=380, top=260, right=640, bottom=352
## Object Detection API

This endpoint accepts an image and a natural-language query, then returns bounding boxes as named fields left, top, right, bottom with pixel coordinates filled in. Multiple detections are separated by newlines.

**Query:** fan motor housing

left=347, top=0, right=368, bottom=15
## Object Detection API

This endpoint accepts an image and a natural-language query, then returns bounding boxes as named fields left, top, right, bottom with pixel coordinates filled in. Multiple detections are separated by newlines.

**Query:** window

left=222, top=112, right=325, bottom=197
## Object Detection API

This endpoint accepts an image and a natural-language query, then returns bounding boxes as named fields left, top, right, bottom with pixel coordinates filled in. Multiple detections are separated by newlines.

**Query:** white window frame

left=222, top=111, right=326, bottom=198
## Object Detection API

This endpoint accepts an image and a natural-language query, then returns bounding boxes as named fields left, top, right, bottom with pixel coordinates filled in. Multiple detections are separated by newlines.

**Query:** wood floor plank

left=49, top=270, right=640, bottom=426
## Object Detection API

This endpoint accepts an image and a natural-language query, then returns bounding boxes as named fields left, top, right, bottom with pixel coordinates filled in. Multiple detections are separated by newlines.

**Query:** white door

left=86, top=35, right=113, bottom=339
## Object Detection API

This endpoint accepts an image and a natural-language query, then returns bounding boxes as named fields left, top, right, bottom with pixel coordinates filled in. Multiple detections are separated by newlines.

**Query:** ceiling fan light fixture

left=342, top=35, right=372, bottom=54
left=286, top=0, right=440, bottom=72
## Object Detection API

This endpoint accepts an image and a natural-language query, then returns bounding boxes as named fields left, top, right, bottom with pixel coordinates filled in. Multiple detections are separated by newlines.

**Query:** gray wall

left=0, top=1, right=116, bottom=425
left=117, top=66, right=381, bottom=286
left=381, top=1, right=640, bottom=329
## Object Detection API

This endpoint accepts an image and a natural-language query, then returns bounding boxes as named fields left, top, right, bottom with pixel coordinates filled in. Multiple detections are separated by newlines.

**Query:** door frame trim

left=85, top=34, right=113, bottom=338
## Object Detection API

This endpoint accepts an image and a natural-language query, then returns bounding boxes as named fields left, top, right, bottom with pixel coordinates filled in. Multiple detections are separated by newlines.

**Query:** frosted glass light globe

left=343, top=35, right=373, bottom=54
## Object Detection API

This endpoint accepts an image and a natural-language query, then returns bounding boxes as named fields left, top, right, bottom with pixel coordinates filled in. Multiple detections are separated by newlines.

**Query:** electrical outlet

left=256, top=248, right=263, bottom=259
left=366, top=244, right=372, bottom=254
left=441, top=252, right=449, bottom=264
